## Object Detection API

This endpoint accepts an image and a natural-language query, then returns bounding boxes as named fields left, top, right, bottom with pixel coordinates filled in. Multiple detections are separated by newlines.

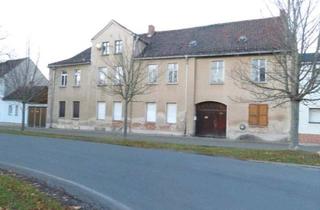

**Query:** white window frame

left=98, top=67, right=108, bottom=85
left=167, top=64, right=178, bottom=84
left=115, top=40, right=123, bottom=54
left=61, top=71, right=68, bottom=87
left=74, top=69, right=81, bottom=86
left=102, top=42, right=110, bottom=55
left=113, top=102, right=122, bottom=121
left=309, top=108, right=320, bottom=123
left=147, top=64, right=158, bottom=84
left=97, top=101, right=106, bottom=120
left=146, top=103, right=157, bottom=122
left=251, top=59, right=267, bottom=83
left=166, top=103, right=177, bottom=124
left=210, top=60, right=224, bottom=84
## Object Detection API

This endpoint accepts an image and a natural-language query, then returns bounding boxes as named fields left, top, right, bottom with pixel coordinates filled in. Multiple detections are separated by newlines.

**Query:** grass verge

left=0, top=128, right=320, bottom=167
left=0, top=174, right=64, bottom=210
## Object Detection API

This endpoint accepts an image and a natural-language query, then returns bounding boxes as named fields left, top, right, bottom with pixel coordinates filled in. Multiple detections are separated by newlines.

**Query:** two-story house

left=0, top=57, right=48, bottom=127
left=47, top=13, right=291, bottom=141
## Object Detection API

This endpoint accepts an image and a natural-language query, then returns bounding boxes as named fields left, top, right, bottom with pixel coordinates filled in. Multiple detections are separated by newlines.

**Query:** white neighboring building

left=0, top=58, right=48, bottom=127
left=299, top=53, right=320, bottom=144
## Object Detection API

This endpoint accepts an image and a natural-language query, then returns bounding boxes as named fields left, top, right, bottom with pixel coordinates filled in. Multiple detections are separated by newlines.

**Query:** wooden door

left=28, top=107, right=47, bottom=128
left=196, top=102, right=227, bottom=137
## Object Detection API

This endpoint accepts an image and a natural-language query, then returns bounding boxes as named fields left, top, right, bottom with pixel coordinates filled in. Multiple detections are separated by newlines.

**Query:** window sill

left=167, top=83, right=178, bottom=85
left=210, top=82, right=224, bottom=85
left=58, top=117, right=65, bottom=118
left=73, top=85, right=80, bottom=88
left=72, top=118, right=80, bottom=120
left=97, top=83, right=107, bottom=87
left=252, top=81, right=267, bottom=84
left=97, top=118, right=106, bottom=121
left=309, top=122, right=320, bottom=124
left=112, top=120, right=123, bottom=122
left=147, top=83, right=158, bottom=85
left=59, top=86, right=67, bottom=88
left=101, top=54, right=110, bottom=56
left=248, top=125, right=268, bottom=128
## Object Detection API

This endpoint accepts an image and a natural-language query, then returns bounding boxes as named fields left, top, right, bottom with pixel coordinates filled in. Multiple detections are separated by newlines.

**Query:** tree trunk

left=21, top=102, right=26, bottom=131
left=123, top=100, right=129, bottom=138
left=289, top=100, right=300, bottom=149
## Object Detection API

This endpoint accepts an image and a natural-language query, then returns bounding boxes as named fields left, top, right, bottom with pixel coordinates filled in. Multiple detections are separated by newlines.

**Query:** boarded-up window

left=73, top=101, right=80, bottom=118
left=167, top=103, right=177, bottom=123
left=97, top=102, right=106, bottom=120
left=59, top=101, right=65, bottom=118
left=146, top=103, right=156, bottom=122
left=113, top=102, right=122, bottom=121
left=248, top=104, right=268, bottom=127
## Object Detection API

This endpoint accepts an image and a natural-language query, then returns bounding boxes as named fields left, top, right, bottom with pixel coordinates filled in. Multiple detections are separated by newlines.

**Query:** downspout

left=49, top=69, right=56, bottom=128
left=184, top=55, right=189, bottom=136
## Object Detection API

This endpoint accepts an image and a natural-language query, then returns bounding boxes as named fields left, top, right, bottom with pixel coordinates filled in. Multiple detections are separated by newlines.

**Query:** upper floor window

left=210, top=61, right=224, bottom=84
left=248, top=104, right=268, bottom=127
left=101, top=42, right=110, bottom=55
left=251, top=59, right=266, bottom=83
left=114, top=66, right=123, bottom=85
left=115, top=40, right=123, bottom=54
left=61, top=71, right=68, bottom=87
left=74, top=70, right=81, bottom=86
left=167, top=64, right=178, bottom=84
left=98, top=67, right=107, bottom=85
left=148, top=64, right=158, bottom=84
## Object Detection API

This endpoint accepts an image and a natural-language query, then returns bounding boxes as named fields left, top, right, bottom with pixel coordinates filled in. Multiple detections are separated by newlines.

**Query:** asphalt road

left=0, top=134, right=319, bottom=210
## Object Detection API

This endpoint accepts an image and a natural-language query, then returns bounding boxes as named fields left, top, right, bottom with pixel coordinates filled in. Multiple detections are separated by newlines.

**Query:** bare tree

left=233, top=0, right=320, bottom=148
left=4, top=46, right=48, bottom=131
left=0, top=26, right=10, bottom=61
left=100, top=42, right=157, bottom=137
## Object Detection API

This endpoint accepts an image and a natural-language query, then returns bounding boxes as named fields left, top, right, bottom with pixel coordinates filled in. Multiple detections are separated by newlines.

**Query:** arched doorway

left=196, top=102, right=227, bottom=137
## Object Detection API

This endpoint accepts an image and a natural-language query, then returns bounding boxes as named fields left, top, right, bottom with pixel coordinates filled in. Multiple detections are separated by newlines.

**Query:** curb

left=0, top=161, right=131, bottom=210
left=249, top=159, right=320, bottom=170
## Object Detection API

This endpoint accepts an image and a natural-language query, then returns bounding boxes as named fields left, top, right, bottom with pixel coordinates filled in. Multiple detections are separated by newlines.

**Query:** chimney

left=280, top=9, right=286, bottom=18
left=147, top=25, right=155, bottom=37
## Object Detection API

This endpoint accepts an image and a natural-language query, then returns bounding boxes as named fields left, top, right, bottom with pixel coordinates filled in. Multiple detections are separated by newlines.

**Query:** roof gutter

left=135, top=50, right=285, bottom=60
left=48, top=61, right=91, bottom=69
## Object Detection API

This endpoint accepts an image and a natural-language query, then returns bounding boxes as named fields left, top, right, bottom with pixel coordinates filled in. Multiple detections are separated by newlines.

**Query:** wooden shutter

left=248, top=104, right=258, bottom=125
left=258, top=104, right=268, bottom=126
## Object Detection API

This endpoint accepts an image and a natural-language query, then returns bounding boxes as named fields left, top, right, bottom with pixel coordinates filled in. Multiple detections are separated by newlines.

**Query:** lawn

left=0, top=128, right=320, bottom=167
left=0, top=174, right=65, bottom=210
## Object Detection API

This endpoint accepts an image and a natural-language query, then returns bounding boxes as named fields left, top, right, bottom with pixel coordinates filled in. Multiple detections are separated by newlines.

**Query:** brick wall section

left=300, top=134, right=320, bottom=144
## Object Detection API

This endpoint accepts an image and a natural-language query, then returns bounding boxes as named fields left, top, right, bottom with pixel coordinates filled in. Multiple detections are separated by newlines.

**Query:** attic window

left=238, top=35, right=248, bottom=43
left=189, top=40, right=197, bottom=48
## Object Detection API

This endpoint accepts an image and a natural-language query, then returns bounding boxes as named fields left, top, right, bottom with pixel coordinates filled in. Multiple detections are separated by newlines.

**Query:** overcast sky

left=1, top=0, right=281, bottom=77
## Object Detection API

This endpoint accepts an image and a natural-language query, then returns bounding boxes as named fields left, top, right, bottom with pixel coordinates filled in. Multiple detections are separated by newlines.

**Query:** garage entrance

left=28, top=107, right=47, bottom=128
left=196, top=102, right=226, bottom=137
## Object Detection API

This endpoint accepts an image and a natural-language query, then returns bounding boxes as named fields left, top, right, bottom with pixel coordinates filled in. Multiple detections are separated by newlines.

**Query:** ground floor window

left=73, top=101, right=80, bottom=118
left=8, top=105, right=13, bottom=116
left=166, top=103, right=177, bottom=123
left=59, top=101, right=66, bottom=117
left=248, top=104, right=268, bottom=127
left=146, top=103, right=156, bottom=122
left=309, top=108, right=320, bottom=123
left=97, top=102, right=106, bottom=120
left=113, top=102, right=122, bottom=121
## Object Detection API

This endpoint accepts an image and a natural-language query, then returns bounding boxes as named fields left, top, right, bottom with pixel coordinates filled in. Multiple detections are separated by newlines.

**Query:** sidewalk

left=2, top=125, right=320, bottom=153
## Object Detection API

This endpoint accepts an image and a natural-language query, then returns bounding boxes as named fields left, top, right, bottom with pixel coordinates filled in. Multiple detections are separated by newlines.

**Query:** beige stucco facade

left=47, top=20, right=290, bottom=141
